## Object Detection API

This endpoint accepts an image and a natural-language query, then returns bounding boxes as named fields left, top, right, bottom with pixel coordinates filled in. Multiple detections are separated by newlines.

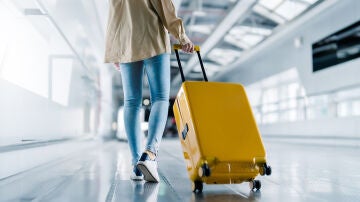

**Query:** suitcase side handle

left=173, top=44, right=208, bottom=82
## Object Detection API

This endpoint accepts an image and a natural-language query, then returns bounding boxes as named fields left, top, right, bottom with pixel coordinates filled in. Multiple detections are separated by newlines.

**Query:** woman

left=104, top=0, right=194, bottom=182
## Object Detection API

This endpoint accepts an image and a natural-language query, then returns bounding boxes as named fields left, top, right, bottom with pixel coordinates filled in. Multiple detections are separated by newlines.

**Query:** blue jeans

left=120, top=54, right=170, bottom=165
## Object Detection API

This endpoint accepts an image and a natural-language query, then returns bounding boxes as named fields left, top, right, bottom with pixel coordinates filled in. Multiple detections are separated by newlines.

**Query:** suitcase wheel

left=198, top=164, right=211, bottom=177
left=192, top=180, right=203, bottom=193
left=249, top=180, right=261, bottom=191
left=265, top=165, right=272, bottom=175
left=260, top=163, right=272, bottom=176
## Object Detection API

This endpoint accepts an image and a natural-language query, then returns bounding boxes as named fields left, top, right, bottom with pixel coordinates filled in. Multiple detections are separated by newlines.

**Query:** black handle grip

left=173, top=44, right=208, bottom=82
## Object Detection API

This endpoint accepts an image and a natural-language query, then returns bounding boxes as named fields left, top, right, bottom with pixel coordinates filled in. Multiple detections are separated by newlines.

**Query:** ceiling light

left=294, top=37, right=303, bottom=48
left=23, top=8, right=45, bottom=16
left=143, top=99, right=150, bottom=106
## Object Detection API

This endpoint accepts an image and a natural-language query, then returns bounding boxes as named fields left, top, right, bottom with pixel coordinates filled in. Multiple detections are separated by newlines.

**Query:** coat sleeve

left=150, top=0, right=191, bottom=45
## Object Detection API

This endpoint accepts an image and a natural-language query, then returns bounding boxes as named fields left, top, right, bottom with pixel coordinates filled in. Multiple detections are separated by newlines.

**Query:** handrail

left=251, top=84, right=360, bottom=108
left=251, top=83, right=360, bottom=123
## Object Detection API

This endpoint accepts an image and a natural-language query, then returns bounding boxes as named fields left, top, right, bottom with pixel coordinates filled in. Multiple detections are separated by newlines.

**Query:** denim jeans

left=120, top=53, right=170, bottom=165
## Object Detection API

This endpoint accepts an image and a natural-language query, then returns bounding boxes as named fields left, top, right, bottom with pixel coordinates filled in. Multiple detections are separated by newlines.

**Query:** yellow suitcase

left=172, top=45, right=271, bottom=192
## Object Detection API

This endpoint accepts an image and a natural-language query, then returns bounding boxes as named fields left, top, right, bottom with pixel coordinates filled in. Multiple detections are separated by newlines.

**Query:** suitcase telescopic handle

left=173, top=44, right=208, bottom=82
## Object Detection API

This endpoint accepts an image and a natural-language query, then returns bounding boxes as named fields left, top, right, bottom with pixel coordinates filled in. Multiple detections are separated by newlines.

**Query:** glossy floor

left=0, top=138, right=359, bottom=202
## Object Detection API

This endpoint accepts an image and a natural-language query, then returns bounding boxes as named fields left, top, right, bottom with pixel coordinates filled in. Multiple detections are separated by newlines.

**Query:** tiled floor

left=0, top=138, right=359, bottom=202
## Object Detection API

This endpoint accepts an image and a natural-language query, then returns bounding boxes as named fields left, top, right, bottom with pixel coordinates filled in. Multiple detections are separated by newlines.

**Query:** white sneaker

left=136, top=153, right=160, bottom=183
left=130, top=166, right=144, bottom=181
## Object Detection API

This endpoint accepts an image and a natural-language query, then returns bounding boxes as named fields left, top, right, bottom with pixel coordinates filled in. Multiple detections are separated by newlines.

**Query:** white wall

left=0, top=78, right=85, bottom=145
left=260, top=117, right=360, bottom=137
left=0, top=0, right=113, bottom=146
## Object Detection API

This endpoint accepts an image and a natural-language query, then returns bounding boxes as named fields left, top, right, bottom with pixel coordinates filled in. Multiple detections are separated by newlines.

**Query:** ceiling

left=3, top=0, right=325, bottom=96
left=171, top=0, right=324, bottom=84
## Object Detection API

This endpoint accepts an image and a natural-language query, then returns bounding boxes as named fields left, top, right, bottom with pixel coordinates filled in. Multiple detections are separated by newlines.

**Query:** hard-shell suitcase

left=172, top=45, right=271, bottom=192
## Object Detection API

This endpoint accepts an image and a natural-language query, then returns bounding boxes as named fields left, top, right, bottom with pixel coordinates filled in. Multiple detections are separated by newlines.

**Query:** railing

left=251, top=84, right=360, bottom=124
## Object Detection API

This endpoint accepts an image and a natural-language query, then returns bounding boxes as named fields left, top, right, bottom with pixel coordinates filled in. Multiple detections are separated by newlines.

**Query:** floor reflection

left=1, top=139, right=360, bottom=201
left=109, top=180, right=162, bottom=202
left=132, top=181, right=159, bottom=202
left=190, top=189, right=261, bottom=202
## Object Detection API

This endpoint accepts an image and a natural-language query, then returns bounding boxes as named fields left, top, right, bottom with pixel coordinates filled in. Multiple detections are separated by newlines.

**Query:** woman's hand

left=114, top=63, right=120, bottom=71
left=182, top=42, right=194, bottom=53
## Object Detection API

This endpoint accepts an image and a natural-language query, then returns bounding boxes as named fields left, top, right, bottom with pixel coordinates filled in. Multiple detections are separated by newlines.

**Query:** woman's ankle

left=145, top=150, right=156, bottom=160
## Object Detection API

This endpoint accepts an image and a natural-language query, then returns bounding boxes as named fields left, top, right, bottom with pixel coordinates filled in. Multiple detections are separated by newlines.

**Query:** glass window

left=252, top=4, right=286, bottom=25
left=275, top=0, right=308, bottom=20
left=242, top=34, right=265, bottom=46
left=259, top=0, right=284, bottom=10
left=246, top=87, right=262, bottom=106
left=1, top=18, right=50, bottom=98
left=51, top=58, right=74, bottom=106
left=263, top=113, right=279, bottom=124
left=263, top=88, right=277, bottom=103
left=353, top=101, right=360, bottom=116
left=207, top=48, right=241, bottom=66
left=262, top=103, right=278, bottom=113
left=0, top=1, right=73, bottom=103
left=247, top=68, right=359, bottom=123
left=337, top=102, right=351, bottom=117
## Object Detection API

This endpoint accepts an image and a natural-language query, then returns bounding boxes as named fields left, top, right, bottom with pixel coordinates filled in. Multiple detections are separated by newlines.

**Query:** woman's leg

left=120, top=61, right=144, bottom=165
left=144, top=53, right=170, bottom=155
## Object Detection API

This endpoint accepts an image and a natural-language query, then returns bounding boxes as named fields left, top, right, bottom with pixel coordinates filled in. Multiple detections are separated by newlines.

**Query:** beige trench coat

left=104, top=0, right=191, bottom=63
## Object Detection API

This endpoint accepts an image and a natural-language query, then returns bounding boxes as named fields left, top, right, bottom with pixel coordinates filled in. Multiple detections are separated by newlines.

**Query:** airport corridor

left=1, top=138, right=359, bottom=202
left=1, top=0, right=360, bottom=201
